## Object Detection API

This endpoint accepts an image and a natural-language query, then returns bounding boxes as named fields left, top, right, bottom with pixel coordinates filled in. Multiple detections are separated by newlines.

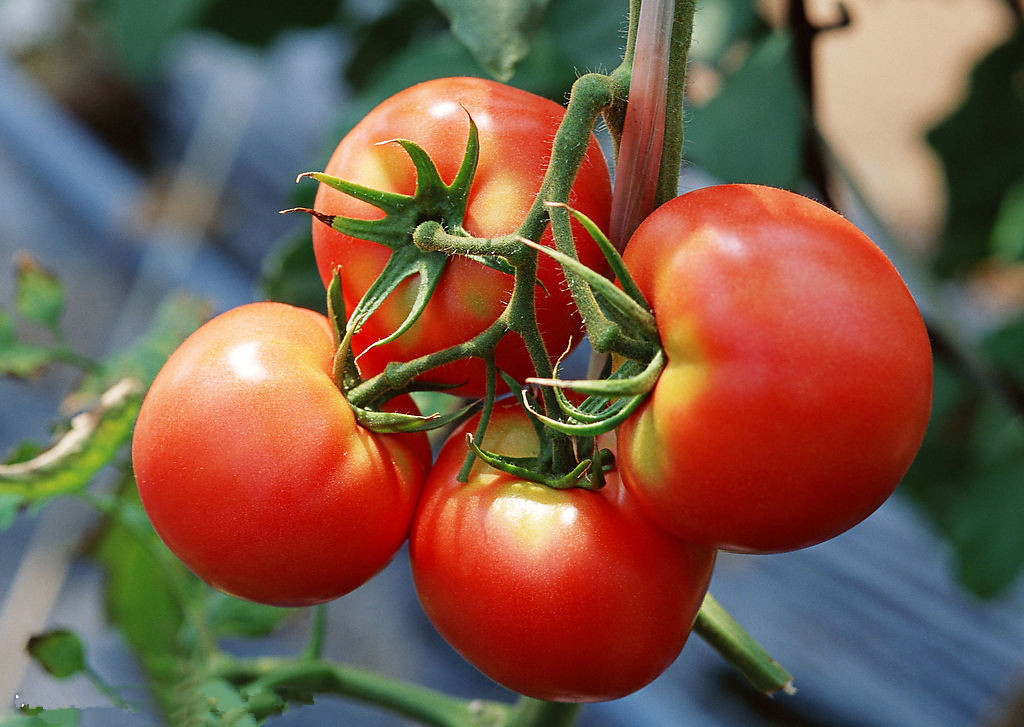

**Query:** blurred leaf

left=198, top=0, right=341, bottom=46
left=991, top=178, right=1024, bottom=261
left=0, top=379, right=142, bottom=520
left=0, top=708, right=79, bottom=726
left=0, top=309, right=51, bottom=377
left=343, top=0, right=448, bottom=92
left=198, top=680, right=260, bottom=727
left=27, top=630, right=86, bottom=680
left=15, top=255, right=64, bottom=335
left=431, top=0, right=552, bottom=81
left=92, top=494, right=189, bottom=680
left=207, top=593, right=288, bottom=638
left=261, top=231, right=327, bottom=315
left=92, top=0, right=215, bottom=78
left=690, top=0, right=761, bottom=65
left=902, top=339, right=1024, bottom=597
left=983, top=314, right=1024, bottom=388
left=544, top=0, right=625, bottom=73
left=686, top=32, right=806, bottom=188
left=926, top=28, right=1024, bottom=276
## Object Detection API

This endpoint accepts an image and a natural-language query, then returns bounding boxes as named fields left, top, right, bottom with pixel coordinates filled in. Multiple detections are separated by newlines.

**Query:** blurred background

left=2, top=0, right=1024, bottom=725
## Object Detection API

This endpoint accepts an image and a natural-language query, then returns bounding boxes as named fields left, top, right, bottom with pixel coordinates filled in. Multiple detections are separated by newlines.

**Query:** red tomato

left=312, top=77, right=612, bottom=396
left=132, top=302, right=430, bottom=606
left=617, top=184, right=933, bottom=553
left=409, top=402, right=716, bottom=702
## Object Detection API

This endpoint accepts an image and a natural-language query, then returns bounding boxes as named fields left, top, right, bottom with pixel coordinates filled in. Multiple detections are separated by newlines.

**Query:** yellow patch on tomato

left=489, top=483, right=576, bottom=555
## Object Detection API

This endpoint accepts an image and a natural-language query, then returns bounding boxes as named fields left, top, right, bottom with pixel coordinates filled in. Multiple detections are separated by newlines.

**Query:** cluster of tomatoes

left=131, top=78, right=933, bottom=703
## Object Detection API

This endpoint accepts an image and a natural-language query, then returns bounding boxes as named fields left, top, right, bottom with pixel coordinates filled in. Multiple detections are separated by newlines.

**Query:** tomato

left=132, top=302, right=430, bottom=607
left=312, top=77, right=612, bottom=396
left=617, top=184, right=933, bottom=553
left=409, top=402, right=716, bottom=702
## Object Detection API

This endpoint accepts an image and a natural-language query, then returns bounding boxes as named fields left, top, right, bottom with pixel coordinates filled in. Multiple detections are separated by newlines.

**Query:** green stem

left=693, top=594, right=795, bottom=695
left=219, top=657, right=509, bottom=727
left=655, top=0, right=697, bottom=208
left=303, top=605, right=327, bottom=660
left=505, top=698, right=580, bottom=727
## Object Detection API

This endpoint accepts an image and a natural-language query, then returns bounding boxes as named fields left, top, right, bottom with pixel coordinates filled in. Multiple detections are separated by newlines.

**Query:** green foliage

left=206, top=593, right=288, bottom=639
left=430, top=0, right=553, bottom=81
left=15, top=256, right=65, bottom=335
left=27, top=631, right=87, bottom=680
left=0, top=256, right=74, bottom=378
left=926, top=27, right=1024, bottom=276
left=0, top=309, right=52, bottom=378
left=686, top=31, right=806, bottom=188
left=690, top=0, right=760, bottom=65
left=902, top=319, right=1024, bottom=597
left=0, top=380, right=142, bottom=527
left=89, top=0, right=343, bottom=79
left=0, top=709, right=79, bottom=726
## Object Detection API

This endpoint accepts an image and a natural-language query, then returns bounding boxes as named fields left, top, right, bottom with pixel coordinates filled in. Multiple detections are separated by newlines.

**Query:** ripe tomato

left=409, top=402, right=716, bottom=702
left=132, top=302, right=430, bottom=606
left=312, top=76, right=612, bottom=396
left=617, top=184, right=933, bottom=553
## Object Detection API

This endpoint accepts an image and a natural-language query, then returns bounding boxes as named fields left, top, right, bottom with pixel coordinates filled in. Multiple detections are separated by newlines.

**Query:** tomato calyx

left=462, top=389, right=615, bottom=491
left=514, top=204, right=667, bottom=439
left=290, top=114, right=524, bottom=366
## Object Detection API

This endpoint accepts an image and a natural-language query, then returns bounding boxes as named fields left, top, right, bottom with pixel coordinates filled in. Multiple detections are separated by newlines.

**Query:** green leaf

left=26, top=630, right=86, bottom=680
left=0, top=309, right=51, bottom=378
left=431, top=0, right=552, bottom=81
left=92, top=0, right=214, bottom=78
left=207, top=593, right=288, bottom=639
left=91, top=495, right=189, bottom=678
left=991, top=177, right=1024, bottom=261
left=0, top=708, right=79, bottom=726
left=197, top=0, right=341, bottom=46
left=0, top=379, right=142, bottom=504
left=197, top=680, right=260, bottom=727
left=901, top=353, right=1024, bottom=597
left=689, top=0, right=761, bottom=65
left=15, top=255, right=64, bottom=334
left=686, top=32, right=806, bottom=188
left=926, top=28, right=1024, bottom=276
left=261, top=231, right=328, bottom=316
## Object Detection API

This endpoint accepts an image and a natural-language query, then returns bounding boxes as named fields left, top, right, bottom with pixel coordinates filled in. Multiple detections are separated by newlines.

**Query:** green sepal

left=465, top=433, right=600, bottom=490
left=348, top=245, right=449, bottom=355
left=518, top=237, right=658, bottom=340
left=529, top=348, right=664, bottom=398
left=520, top=387, right=649, bottom=437
left=351, top=399, right=479, bottom=434
left=284, top=207, right=414, bottom=250
left=297, top=172, right=413, bottom=215
left=326, top=271, right=361, bottom=391
left=546, top=201, right=650, bottom=308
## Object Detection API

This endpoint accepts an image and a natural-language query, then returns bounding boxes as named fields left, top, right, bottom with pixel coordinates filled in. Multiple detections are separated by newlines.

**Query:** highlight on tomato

left=409, top=401, right=716, bottom=702
left=311, top=76, right=612, bottom=396
left=616, top=184, right=933, bottom=554
left=132, top=302, right=431, bottom=607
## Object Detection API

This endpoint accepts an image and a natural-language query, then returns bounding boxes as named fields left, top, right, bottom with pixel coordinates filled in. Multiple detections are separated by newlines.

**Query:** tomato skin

left=132, top=302, right=430, bottom=607
left=409, top=402, right=716, bottom=702
left=312, top=77, right=612, bottom=396
left=617, top=184, right=933, bottom=554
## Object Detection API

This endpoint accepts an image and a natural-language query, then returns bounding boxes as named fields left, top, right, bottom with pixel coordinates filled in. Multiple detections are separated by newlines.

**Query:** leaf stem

left=505, top=698, right=580, bottom=727
left=694, top=594, right=795, bottom=695
left=219, top=657, right=509, bottom=727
